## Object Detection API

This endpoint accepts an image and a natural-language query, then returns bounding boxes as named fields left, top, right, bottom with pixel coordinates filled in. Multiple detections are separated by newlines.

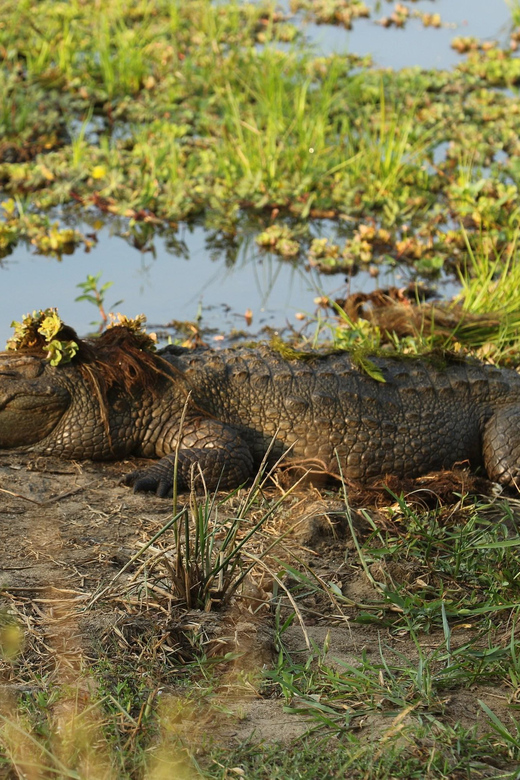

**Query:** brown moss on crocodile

left=2, top=322, right=520, bottom=497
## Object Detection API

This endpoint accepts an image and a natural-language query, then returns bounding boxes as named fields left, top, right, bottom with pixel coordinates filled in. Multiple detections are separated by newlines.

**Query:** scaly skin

left=2, top=344, right=520, bottom=496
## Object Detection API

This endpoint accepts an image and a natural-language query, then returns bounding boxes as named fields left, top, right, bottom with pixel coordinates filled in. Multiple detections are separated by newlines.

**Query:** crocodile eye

left=0, top=357, right=45, bottom=378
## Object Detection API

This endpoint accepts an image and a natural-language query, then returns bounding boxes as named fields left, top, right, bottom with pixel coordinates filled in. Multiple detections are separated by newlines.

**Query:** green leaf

left=356, top=355, right=386, bottom=382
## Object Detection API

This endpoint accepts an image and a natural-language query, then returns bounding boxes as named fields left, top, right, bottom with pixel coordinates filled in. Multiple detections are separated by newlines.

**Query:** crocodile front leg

left=123, top=418, right=255, bottom=496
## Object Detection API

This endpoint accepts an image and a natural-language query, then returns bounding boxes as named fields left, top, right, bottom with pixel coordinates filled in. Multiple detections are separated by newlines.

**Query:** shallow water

left=299, top=0, right=512, bottom=70
left=0, top=220, right=441, bottom=347
left=0, top=0, right=508, bottom=346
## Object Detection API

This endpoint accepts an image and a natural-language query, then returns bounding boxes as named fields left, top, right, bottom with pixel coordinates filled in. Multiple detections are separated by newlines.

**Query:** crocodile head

left=0, top=353, right=70, bottom=449
left=0, top=325, right=183, bottom=461
left=0, top=350, right=136, bottom=459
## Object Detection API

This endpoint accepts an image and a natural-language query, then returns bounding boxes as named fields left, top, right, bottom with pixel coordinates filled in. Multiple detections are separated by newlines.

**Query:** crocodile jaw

left=0, top=356, right=70, bottom=449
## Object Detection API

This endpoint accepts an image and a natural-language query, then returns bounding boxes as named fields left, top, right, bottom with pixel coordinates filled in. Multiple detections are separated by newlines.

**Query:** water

left=0, top=0, right=508, bottom=346
left=299, top=0, right=512, bottom=70
left=0, top=221, right=431, bottom=346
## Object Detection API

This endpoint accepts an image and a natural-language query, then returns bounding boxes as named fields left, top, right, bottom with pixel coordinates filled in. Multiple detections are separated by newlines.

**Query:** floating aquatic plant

left=106, top=313, right=157, bottom=352
left=6, top=308, right=79, bottom=365
left=255, top=224, right=300, bottom=258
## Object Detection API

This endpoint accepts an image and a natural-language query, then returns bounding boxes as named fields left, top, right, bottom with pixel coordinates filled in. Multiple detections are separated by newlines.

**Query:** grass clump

left=327, top=228, right=520, bottom=366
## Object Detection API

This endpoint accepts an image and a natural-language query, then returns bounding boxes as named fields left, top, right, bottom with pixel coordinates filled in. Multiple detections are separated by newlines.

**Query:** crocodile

left=1, top=325, right=520, bottom=496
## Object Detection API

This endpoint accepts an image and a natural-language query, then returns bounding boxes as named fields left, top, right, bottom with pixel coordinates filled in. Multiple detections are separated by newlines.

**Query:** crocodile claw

left=122, top=465, right=174, bottom=498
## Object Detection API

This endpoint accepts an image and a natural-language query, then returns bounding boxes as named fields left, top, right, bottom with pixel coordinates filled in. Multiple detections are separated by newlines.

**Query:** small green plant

left=479, top=700, right=520, bottom=760
left=509, top=0, right=520, bottom=28
left=75, top=273, right=123, bottom=331
left=161, top=459, right=311, bottom=610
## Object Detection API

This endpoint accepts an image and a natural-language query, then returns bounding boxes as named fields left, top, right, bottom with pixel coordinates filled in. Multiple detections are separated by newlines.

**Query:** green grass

left=204, top=724, right=516, bottom=779
left=509, top=0, right=520, bottom=28
left=0, top=0, right=519, bottom=273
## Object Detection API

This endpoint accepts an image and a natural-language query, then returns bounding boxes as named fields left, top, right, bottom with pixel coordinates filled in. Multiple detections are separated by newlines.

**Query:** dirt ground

left=0, top=451, right=516, bottom=769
